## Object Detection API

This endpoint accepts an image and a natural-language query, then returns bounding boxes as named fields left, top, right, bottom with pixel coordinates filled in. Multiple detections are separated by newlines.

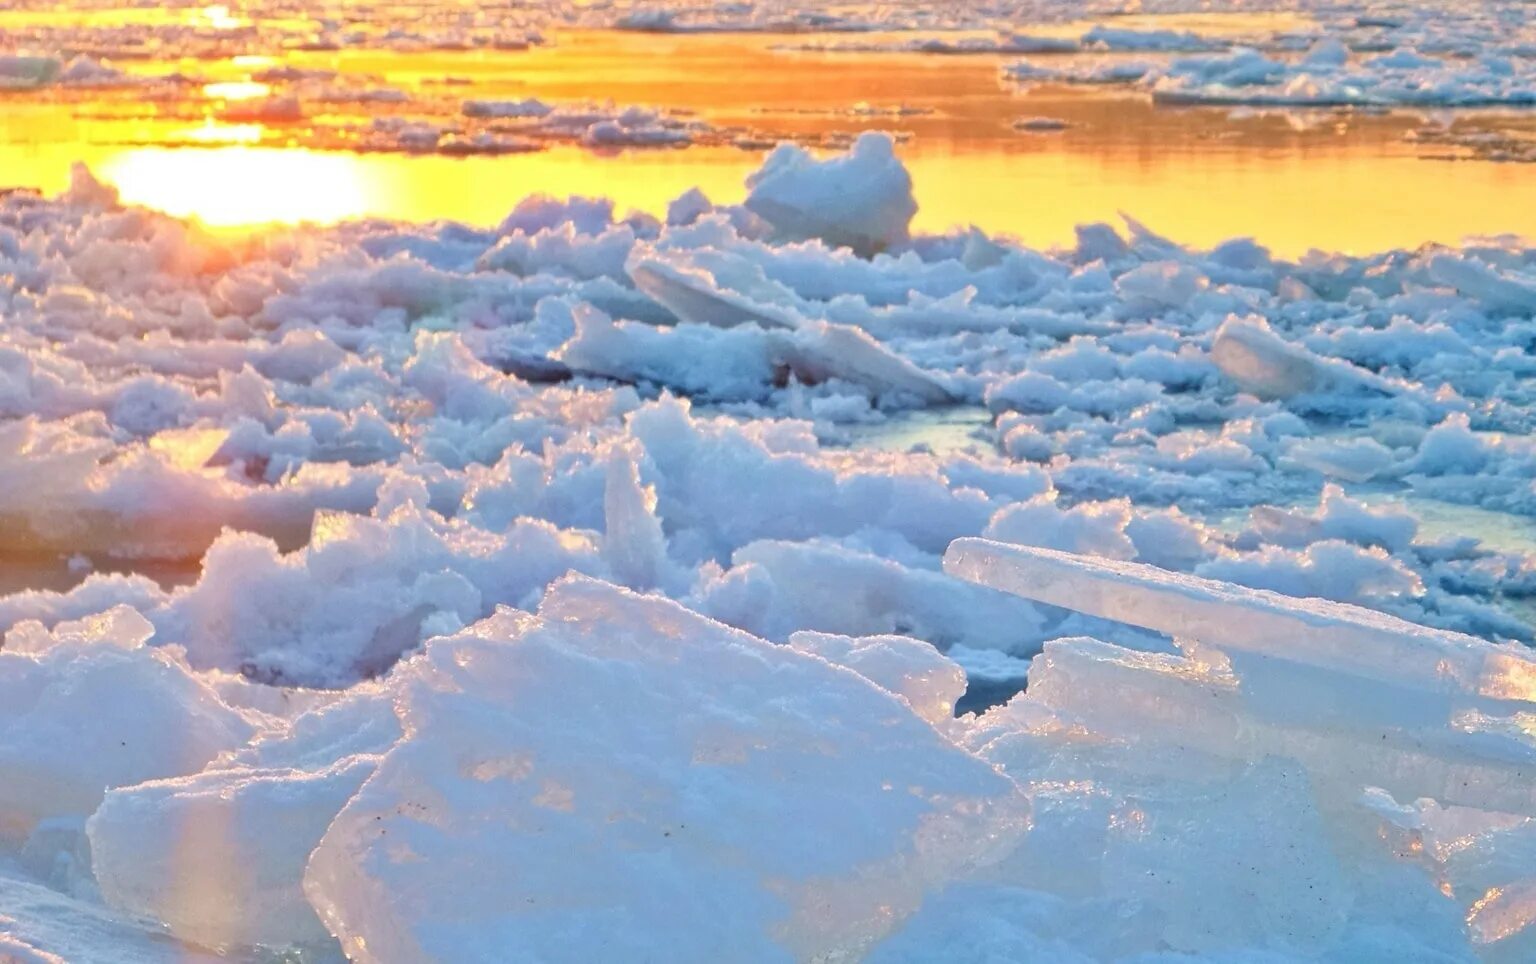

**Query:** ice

left=1211, top=314, right=1397, bottom=400
left=1245, top=483, right=1418, bottom=553
left=0, top=872, right=226, bottom=964
left=1012, top=115, right=1071, bottom=132
left=786, top=631, right=967, bottom=725
left=601, top=395, right=998, bottom=562
left=0, top=416, right=381, bottom=561
left=983, top=493, right=1137, bottom=560
left=944, top=538, right=1536, bottom=711
left=1151, top=44, right=1536, bottom=108
left=1082, top=25, right=1226, bottom=52
left=948, top=544, right=1536, bottom=817
left=0, top=628, right=254, bottom=842
left=1196, top=538, right=1423, bottom=607
left=783, top=321, right=957, bottom=405
left=219, top=684, right=397, bottom=766
left=4, top=604, right=153, bottom=655
left=1003, top=58, right=1158, bottom=87
left=1428, top=254, right=1536, bottom=315
left=557, top=304, right=785, bottom=401
left=1281, top=434, right=1400, bottom=482
left=1412, top=413, right=1494, bottom=475
left=626, top=255, right=803, bottom=330
left=0, top=55, right=60, bottom=89
left=303, top=577, right=1029, bottom=963
left=601, top=443, right=672, bottom=591
left=1097, top=759, right=1352, bottom=954
left=461, top=98, right=552, bottom=119
left=696, top=538, right=1049, bottom=654
left=944, top=645, right=1033, bottom=689
left=614, top=7, right=877, bottom=34
left=916, top=538, right=1536, bottom=954
left=88, top=756, right=377, bottom=952
left=744, top=132, right=918, bottom=256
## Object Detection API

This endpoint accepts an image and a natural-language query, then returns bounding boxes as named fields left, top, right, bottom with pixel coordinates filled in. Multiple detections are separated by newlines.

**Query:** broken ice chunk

left=787, top=631, right=966, bottom=725
left=559, top=305, right=954, bottom=404
left=1024, top=634, right=1536, bottom=815
left=781, top=321, right=957, bottom=405
left=1099, top=759, right=1351, bottom=954
left=627, top=256, right=803, bottom=329
left=744, top=132, right=918, bottom=256
left=1427, top=253, right=1536, bottom=316
left=701, top=538, right=1047, bottom=653
left=3, top=604, right=153, bottom=655
left=944, top=538, right=1536, bottom=710
left=556, top=304, right=781, bottom=401
left=0, top=640, right=254, bottom=842
left=88, top=756, right=377, bottom=952
left=602, top=444, right=671, bottom=591
left=1280, top=434, right=1400, bottom=482
left=303, top=578, right=1028, bottom=963
left=1212, top=315, right=1395, bottom=400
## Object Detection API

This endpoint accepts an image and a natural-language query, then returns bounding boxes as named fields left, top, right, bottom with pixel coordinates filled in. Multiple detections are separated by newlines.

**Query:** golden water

left=3, top=22, right=1534, bottom=255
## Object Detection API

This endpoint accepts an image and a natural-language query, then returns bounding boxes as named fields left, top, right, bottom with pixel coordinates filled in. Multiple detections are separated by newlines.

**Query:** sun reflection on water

left=202, top=81, right=272, bottom=102
left=178, top=121, right=267, bottom=145
left=192, top=5, right=245, bottom=30
left=99, top=148, right=377, bottom=228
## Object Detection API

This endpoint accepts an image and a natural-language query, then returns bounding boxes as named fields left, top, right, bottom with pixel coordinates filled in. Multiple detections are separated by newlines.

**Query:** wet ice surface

left=6, top=1, right=1536, bottom=962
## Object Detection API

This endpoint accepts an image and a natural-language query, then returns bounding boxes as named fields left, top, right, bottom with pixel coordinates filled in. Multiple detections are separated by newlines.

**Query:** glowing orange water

left=2, top=24, right=1534, bottom=254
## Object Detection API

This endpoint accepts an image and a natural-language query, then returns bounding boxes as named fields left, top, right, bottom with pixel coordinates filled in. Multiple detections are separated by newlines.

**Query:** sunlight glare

left=203, top=81, right=272, bottom=102
left=99, top=148, right=376, bottom=229
left=178, top=122, right=266, bottom=145
left=192, top=5, right=245, bottom=30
